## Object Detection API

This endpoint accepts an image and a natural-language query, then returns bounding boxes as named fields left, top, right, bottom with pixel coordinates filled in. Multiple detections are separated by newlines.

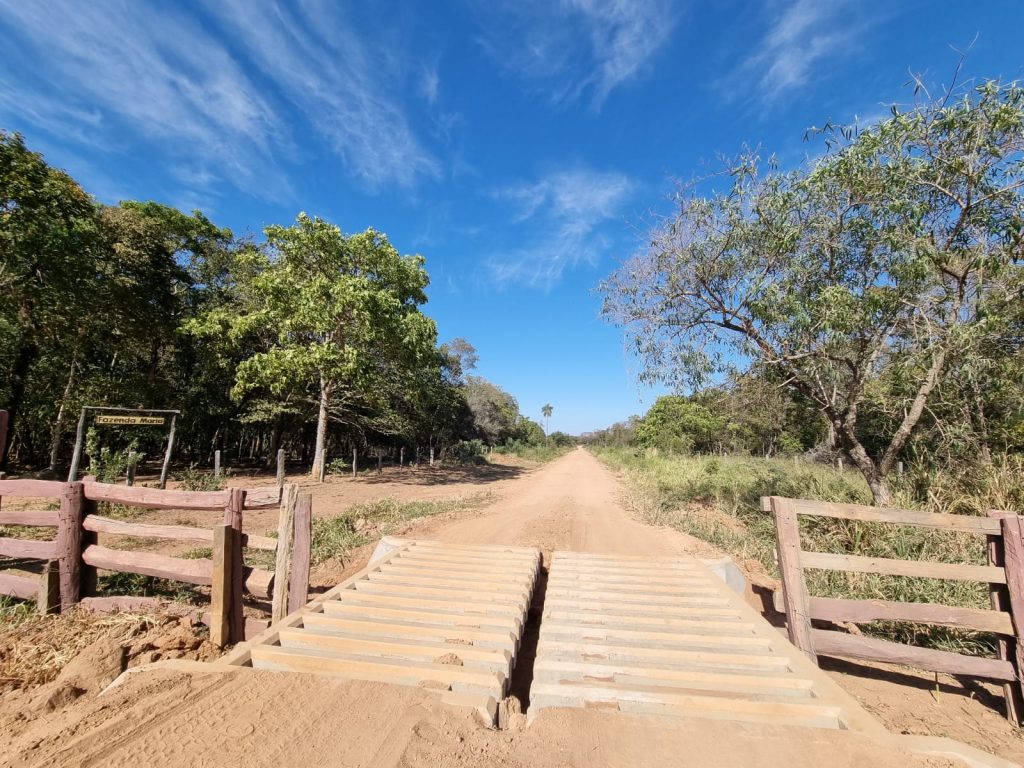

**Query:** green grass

left=491, top=443, right=570, bottom=463
left=595, top=447, right=1012, bottom=655
left=311, top=493, right=492, bottom=566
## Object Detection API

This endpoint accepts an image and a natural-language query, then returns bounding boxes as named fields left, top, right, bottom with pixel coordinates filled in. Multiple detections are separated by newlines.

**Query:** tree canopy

left=603, top=79, right=1024, bottom=503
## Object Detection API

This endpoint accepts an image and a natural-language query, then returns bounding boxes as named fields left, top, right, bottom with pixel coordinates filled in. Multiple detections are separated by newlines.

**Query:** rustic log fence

left=764, top=495, right=1024, bottom=724
left=0, top=477, right=312, bottom=648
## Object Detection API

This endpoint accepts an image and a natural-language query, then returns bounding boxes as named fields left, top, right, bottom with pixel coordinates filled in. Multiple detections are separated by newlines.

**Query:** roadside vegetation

left=310, top=494, right=493, bottom=566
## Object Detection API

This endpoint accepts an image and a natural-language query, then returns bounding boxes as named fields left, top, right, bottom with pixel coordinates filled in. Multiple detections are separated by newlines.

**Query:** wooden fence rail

left=763, top=495, right=1024, bottom=724
left=0, top=477, right=312, bottom=649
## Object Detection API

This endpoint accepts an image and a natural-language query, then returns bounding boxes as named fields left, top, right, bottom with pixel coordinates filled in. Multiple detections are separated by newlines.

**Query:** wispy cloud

left=475, top=0, right=676, bottom=109
left=208, top=0, right=440, bottom=191
left=726, top=0, right=870, bottom=107
left=0, top=1, right=285, bottom=192
left=0, top=0, right=439, bottom=198
left=487, top=168, right=635, bottom=289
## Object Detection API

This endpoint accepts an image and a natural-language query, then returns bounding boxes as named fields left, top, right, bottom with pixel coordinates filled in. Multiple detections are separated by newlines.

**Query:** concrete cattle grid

left=530, top=551, right=887, bottom=734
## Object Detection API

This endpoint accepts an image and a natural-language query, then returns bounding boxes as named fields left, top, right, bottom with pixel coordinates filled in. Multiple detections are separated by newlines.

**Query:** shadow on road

left=354, top=463, right=528, bottom=487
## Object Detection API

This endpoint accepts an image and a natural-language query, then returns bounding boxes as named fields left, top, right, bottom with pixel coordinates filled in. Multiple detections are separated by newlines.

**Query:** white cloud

left=0, top=1, right=285, bottom=192
left=0, top=0, right=439, bottom=196
left=476, top=0, right=676, bottom=108
left=488, top=169, right=635, bottom=289
left=208, top=0, right=440, bottom=191
left=728, top=0, right=869, bottom=107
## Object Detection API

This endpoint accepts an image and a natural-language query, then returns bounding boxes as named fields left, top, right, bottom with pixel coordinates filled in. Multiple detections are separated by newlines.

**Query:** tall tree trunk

left=3, top=337, right=38, bottom=468
left=311, top=375, right=332, bottom=478
left=48, top=353, right=78, bottom=473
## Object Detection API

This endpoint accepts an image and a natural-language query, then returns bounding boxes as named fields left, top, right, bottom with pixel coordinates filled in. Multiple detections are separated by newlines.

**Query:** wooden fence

left=0, top=477, right=312, bottom=648
left=764, top=496, right=1024, bottom=724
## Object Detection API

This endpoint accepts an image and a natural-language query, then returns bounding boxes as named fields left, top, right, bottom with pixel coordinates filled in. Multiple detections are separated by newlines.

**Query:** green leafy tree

left=603, top=79, right=1024, bottom=504
left=189, top=213, right=437, bottom=478
left=634, top=396, right=721, bottom=454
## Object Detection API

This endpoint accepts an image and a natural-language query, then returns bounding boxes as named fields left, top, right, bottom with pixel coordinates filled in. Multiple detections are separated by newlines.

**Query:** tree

left=190, top=214, right=437, bottom=479
left=602, top=79, right=1024, bottom=504
left=633, top=396, right=721, bottom=454
left=0, top=132, right=101, bottom=466
left=541, top=403, right=553, bottom=439
left=464, top=376, right=520, bottom=444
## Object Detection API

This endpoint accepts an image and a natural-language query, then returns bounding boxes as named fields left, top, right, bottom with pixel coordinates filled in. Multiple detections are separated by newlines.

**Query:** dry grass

left=0, top=602, right=157, bottom=689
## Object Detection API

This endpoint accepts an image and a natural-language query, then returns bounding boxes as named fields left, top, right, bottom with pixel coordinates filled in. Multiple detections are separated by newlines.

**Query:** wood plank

left=83, top=481, right=230, bottom=510
left=546, top=572, right=712, bottom=588
left=302, top=613, right=516, bottom=647
left=540, top=621, right=773, bottom=649
left=811, top=629, right=1017, bottom=681
left=83, top=516, right=213, bottom=544
left=543, top=601, right=743, bottom=621
left=271, top=485, right=297, bottom=623
left=0, top=536, right=58, bottom=559
left=406, top=541, right=540, bottom=557
left=82, top=544, right=212, bottom=585
left=545, top=581, right=717, bottom=598
left=543, top=596, right=731, bottom=612
left=244, top=567, right=274, bottom=599
left=332, top=591, right=526, bottom=622
left=542, top=610, right=755, bottom=635
left=0, top=510, right=58, bottom=526
left=529, top=681, right=842, bottom=722
left=287, top=492, right=312, bottom=614
left=615, top=699, right=840, bottom=730
left=780, top=595, right=1015, bottom=635
left=533, top=659, right=814, bottom=695
left=770, top=496, right=816, bottom=660
left=800, top=551, right=1006, bottom=584
left=998, top=515, right=1024, bottom=723
left=789, top=499, right=1001, bottom=534
left=278, top=627, right=511, bottom=667
left=249, top=644, right=504, bottom=691
left=353, top=580, right=528, bottom=604
left=319, top=601, right=520, bottom=631
left=0, top=572, right=40, bottom=600
left=536, top=638, right=791, bottom=671
left=544, top=588, right=721, bottom=604
left=378, top=563, right=534, bottom=587
left=0, top=479, right=66, bottom=499
left=242, top=486, right=281, bottom=509
left=389, top=556, right=537, bottom=576
left=366, top=571, right=531, bottom=594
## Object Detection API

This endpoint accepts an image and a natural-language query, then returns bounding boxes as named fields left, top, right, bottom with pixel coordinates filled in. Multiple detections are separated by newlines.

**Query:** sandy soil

left=1, top=448, right=1020, bottom=767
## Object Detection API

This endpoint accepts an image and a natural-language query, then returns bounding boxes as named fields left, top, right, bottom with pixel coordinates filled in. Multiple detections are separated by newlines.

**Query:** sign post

left=67, top=407, right=181, bottom=484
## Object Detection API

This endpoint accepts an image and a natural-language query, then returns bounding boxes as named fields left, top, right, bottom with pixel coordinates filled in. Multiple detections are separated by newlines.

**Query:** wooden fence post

left=769, top=496, right=816, bottom=661
left=158, top=413, right=177, bottom=489
left=351, top=448, right=357, bottom=478
left=288, top=493, right=313, bottom=614
left=223, top=489, right=246, bottom=643
left=271, top=485, right=298, bottom=623
left=214, top=450, right=221, bottom=478
left=37, top=560, right=60, bottom=614
left=399, top=446, right=405, bottom=468
left=125, top=453, right=137, bottom=486
left=997, top=514, right=1024, bottom=724
left=56, top=481, right=84, bottom=611
left=210, top=523, right=233, bottom=648
left=276, top=448, right=285, bottom=491
left=80, top=495, right=98, bottom=598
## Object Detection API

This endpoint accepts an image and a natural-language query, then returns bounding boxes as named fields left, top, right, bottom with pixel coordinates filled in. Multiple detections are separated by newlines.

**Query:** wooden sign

left=95, top=414, right=166, bottom=426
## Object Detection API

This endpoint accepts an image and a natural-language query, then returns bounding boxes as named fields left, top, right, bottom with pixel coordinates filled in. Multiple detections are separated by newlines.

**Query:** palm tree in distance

left=542, top=404, right=553, bottom=442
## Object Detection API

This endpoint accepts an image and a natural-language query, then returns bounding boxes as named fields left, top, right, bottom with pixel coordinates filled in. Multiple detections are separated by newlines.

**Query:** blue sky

left=2, top=1, right=1022, bottom=434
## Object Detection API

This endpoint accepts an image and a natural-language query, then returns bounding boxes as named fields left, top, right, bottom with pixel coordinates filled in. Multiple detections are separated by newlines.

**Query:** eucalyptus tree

left=603, top=79, right=1024, bottom=504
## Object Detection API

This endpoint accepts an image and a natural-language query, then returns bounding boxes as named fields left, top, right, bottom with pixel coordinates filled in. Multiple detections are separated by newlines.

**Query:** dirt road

left=0, top=450, right=975, bottom=767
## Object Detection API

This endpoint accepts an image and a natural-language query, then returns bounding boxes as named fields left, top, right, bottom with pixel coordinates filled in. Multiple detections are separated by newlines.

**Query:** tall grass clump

left=492, top=441, right=570, bottom=463
left=595, top=447, right=1020, bottom=654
